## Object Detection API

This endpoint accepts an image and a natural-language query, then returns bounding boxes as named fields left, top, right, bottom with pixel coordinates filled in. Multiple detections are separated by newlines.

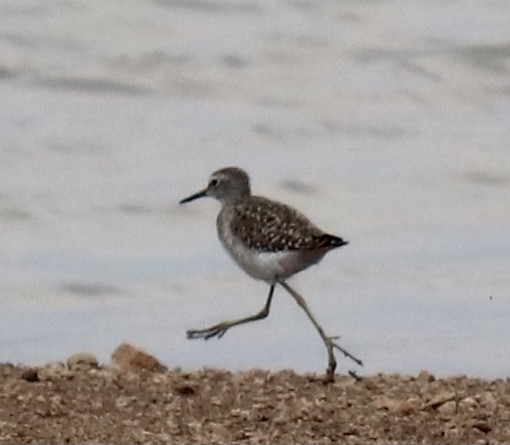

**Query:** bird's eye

left=209, top=178, right=219, bottom=187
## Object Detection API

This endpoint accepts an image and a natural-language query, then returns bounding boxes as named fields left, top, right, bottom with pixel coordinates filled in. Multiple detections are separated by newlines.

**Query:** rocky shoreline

left=1, top=344, right=509, bottom=444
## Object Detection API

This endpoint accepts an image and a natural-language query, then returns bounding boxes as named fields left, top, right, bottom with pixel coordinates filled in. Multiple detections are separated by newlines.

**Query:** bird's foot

left=324, top=367, right=336, bottom=384
left=348, top=369, right=363, bottom=381
left=322, top=335, right=363, bottom=383
left=327, top=335, right=363, bottom=367
left=186, top=323, right=230, bottom=340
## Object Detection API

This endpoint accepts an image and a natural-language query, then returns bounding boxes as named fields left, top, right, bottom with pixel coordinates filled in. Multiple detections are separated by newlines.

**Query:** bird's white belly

left=218, top=220, right=326, bottom=283
left=228, top=244, right=290, bottom=282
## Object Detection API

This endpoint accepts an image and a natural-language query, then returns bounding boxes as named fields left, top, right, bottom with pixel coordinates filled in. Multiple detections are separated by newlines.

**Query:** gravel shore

left=1, top=347, right=509, bottom=444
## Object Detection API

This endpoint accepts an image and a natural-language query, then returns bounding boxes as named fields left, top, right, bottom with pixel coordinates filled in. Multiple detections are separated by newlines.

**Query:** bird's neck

left=220, top=193, right=250, bottom=207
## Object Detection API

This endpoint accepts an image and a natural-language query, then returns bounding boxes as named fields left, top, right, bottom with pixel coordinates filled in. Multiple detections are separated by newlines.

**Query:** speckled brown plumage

left=227, top=196, right=346, bottom=252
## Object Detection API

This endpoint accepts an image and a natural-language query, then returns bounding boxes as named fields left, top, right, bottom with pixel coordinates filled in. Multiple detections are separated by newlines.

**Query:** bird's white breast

left=217, top=209, right=326, bottom=283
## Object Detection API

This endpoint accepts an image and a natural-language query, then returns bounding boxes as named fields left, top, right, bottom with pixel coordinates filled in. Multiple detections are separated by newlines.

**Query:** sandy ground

left=1, top=357, right=509, bottom=444
left=1, top=0, right=510, bottom=377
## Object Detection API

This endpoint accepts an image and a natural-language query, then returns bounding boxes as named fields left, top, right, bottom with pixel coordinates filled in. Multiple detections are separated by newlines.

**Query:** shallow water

left=1, top=0, right=509, bottom=377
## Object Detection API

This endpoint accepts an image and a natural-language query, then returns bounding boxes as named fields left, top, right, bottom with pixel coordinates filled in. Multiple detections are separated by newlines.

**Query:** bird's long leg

left=187, top=284, right=275, bottom=340
left=278, top=280, right=362, bottom=382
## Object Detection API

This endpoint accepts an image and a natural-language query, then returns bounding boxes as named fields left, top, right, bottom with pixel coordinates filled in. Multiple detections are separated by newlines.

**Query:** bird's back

left=226, top=196, right=345, bottom=251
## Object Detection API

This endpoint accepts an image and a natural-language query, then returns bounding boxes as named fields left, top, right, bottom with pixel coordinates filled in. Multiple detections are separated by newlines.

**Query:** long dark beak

left=179, top=189, right=207, bottom=204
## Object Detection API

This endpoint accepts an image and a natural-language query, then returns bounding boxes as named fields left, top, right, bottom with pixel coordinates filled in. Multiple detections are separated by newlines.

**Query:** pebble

left=459, top=396, right=478, bottom=410
left=437, top=400, right=457, bottom=415
left=478, top=392, right=497, bottom=410
left=422, top=391, right=457, bottom=410
left=472, top=421, right=491, bottom=434
left=205, top=422, right=232, bottom=442
left=417, top=370, right=435, bottom=383
left=39, top=361, right=71, bottom=380
left=20, top=368, right=39, bottom=382
left=111, top=343, right=167, bottom=373
left=67, top=353, right=99, bottom=371
left=373, top=396, right=417, bottom=413
left=174, top=382, right=197, bottom=395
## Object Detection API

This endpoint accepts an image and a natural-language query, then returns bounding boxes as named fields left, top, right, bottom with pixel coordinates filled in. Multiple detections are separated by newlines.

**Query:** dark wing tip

left=318, top=234, right=348, bottom=248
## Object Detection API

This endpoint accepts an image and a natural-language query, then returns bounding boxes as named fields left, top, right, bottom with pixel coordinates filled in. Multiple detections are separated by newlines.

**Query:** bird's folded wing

left=230, top=197, right=339, bottom=251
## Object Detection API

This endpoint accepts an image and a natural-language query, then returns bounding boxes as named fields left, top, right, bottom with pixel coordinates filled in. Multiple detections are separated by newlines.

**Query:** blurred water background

left=1, top=0, right=509, bottom=377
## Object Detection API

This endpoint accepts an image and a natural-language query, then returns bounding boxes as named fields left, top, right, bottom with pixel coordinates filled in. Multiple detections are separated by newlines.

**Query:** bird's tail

left=316, top=234, right=348, bottom=248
